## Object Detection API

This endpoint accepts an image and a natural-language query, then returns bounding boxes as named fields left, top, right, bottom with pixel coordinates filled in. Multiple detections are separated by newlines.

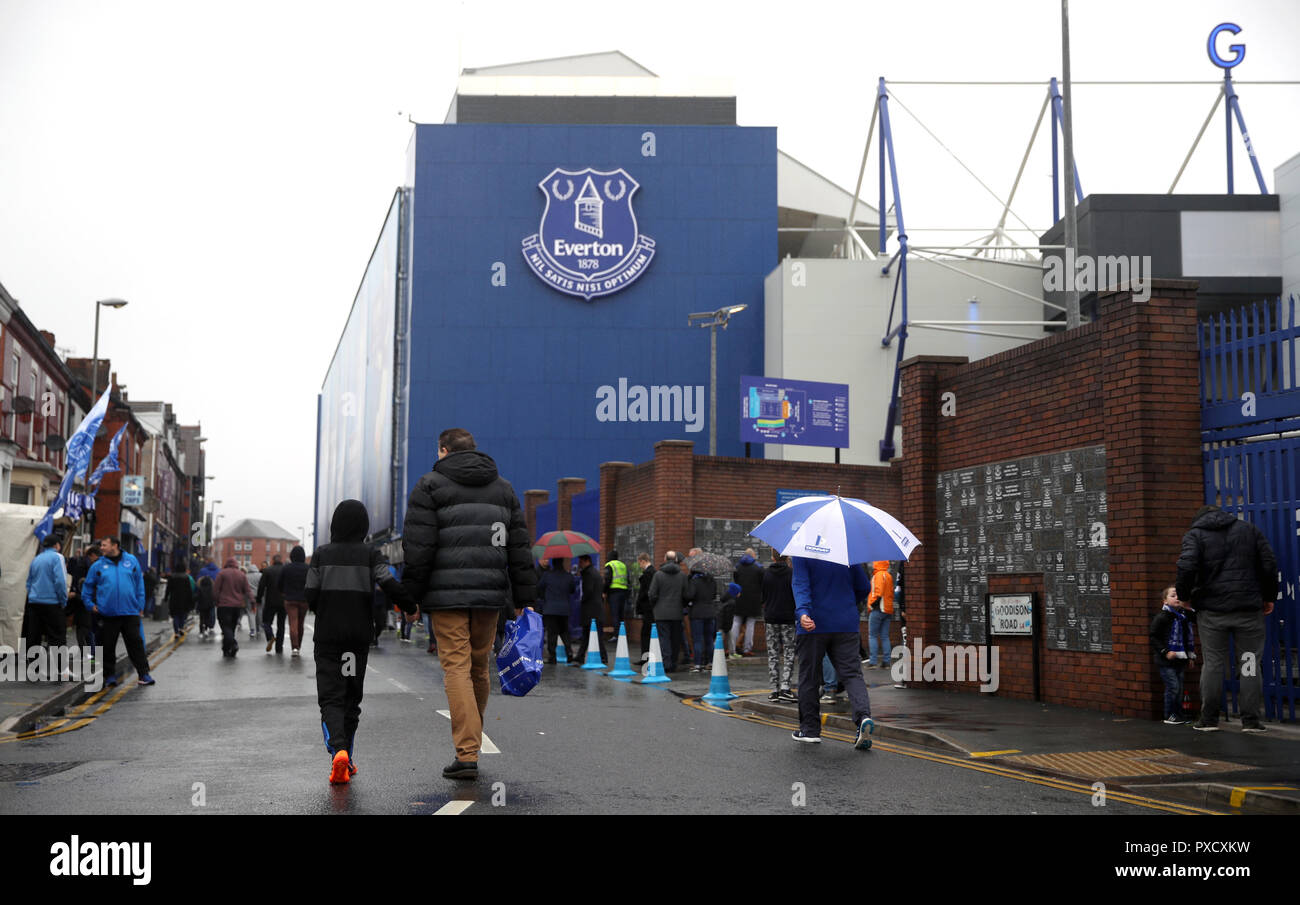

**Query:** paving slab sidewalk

left=659, top=652, right=1300, bottom=813
left=0, top=619, right=174, bottom=735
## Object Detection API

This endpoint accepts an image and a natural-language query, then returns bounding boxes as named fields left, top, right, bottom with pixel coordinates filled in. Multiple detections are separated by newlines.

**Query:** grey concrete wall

left=1280, top=153, right=1300, bottom=307
left=762, top=256, right=1047, bottom=465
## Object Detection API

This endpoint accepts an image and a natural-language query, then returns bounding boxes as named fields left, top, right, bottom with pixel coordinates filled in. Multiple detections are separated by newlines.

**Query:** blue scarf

left=1164, top=604, right=1194, bottom=655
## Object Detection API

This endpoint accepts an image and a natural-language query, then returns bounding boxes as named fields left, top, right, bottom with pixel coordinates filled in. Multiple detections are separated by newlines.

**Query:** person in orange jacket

left=864, top=561, right=895, bottom=668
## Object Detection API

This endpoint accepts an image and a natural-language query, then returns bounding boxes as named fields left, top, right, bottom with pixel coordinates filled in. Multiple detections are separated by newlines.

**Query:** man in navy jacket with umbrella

left=791, top=556, right=874, bottom=749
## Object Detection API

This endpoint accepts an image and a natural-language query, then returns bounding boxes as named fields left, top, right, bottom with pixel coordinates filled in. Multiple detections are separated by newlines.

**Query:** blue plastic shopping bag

left=497, top=609, right=544, bottom=697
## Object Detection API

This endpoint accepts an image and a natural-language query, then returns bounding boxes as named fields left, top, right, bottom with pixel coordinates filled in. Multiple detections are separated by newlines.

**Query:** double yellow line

left=0, top=629, right=189, bottom=745
left=681, top=697, right=1226, bottom=815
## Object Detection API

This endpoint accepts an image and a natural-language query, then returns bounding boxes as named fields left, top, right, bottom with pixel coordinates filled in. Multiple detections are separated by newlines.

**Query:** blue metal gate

left=1200, top=296, right=1300, bottom=721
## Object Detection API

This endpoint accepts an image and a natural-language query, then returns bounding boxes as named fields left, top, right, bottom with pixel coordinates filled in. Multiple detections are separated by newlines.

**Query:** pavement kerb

left=731, top=698, right=971, bottom=755
left=1126, top=782, right=1300, bottom=815
left=5, top=620, right=174, bottom=734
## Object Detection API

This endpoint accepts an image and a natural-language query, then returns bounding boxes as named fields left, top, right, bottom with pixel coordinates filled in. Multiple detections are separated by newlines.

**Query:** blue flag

left=34, top=385, right=112, bottom=541
left=88, top=423, right=128, bottom=491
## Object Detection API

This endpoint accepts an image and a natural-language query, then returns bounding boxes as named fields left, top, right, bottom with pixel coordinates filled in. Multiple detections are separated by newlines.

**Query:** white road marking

left=435, top=709, right=500, bottom=754
left=433, top=800, right=474, bottom=816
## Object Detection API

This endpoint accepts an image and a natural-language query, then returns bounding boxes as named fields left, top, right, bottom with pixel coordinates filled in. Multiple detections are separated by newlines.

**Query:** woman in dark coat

left=278, top=545, right=310, bottom=656
left=732, top=549, right=765, bottom=656
left=195, top=573, right=216, bottom=638
left=536, top=559, right=578, bottom=664
left=164, top=568, right=195, bottom=640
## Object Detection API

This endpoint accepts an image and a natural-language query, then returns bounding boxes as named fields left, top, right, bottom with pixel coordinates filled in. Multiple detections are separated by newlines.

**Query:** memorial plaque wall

left=615, top=521, right=655, bottom=562
left=936, top=445, right=1110, bottom=652
left=693, top=518, right=773, bottom=575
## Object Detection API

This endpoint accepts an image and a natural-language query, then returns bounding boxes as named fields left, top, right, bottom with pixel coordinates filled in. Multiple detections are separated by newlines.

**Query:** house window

left=9, top=484, right=32, bottom=505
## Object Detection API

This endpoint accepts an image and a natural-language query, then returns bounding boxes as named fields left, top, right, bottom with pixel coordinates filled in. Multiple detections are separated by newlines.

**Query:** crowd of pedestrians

left=19, top=425, right=1287, bottom=789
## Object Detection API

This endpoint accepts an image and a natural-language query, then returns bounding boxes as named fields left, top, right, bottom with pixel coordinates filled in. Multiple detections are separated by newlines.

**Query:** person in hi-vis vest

left=603, top=550, right=630, bottom=636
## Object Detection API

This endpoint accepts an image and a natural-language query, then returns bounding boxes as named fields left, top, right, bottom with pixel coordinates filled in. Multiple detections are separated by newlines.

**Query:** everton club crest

left=522, top=167, right=656, bottom=300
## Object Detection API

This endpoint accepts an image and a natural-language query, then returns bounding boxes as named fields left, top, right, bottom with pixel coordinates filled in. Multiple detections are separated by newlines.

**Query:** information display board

left=936, top=445, right=1110, bottom=652
left=740, top=376, right=848, bottom=447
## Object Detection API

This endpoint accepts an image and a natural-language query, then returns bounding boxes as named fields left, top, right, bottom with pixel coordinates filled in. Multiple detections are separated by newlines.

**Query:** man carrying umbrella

left=792, top=557, right=875, bottom=747
left=750, top=494, right=921, bottom=750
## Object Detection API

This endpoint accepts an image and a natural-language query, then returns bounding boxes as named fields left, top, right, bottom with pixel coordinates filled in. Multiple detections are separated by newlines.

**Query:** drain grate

left=0, top=762, right=84, bottom=782
left=996, top=748, right=1251, bottom=780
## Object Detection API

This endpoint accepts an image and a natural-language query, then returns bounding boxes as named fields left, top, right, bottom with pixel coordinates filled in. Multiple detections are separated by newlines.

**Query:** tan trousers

left=284, top=601, right=308, bottom=650
left=431, top=609, right=499, bottom=762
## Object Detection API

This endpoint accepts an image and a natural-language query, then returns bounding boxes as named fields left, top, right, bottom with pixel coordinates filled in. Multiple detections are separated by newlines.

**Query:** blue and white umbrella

left=750, top=495, right=920, bottom=566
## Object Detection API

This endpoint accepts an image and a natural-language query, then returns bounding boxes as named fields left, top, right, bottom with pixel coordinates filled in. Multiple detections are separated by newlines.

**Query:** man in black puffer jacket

left=1175, top=505, right=1278, bottom=732
left=402, top=428, right=537, bottom=780
left=307, top=499, right=414, bottom=784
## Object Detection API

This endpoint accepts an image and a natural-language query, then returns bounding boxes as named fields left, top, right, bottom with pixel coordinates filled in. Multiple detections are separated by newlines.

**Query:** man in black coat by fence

left=402, top=428, right=537, bottom=780
left=1175, top=505, right=1278, bottom=732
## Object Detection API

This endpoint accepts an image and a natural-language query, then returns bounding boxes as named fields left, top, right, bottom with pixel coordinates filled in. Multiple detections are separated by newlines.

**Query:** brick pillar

left=599, top=462, right=634, bottom=557
left=899, top=355, right=968, bottom=653
left=523, top=490, right=549, bottom=543
left=1100, top=279, right=1202, bottom=718
left=556, top=478, right=586, bottom=532
left=653, top=440, right=695, bottom=558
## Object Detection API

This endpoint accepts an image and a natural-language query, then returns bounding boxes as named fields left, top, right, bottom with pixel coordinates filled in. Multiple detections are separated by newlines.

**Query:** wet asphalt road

left=0, top=616, right=1165, bottom=815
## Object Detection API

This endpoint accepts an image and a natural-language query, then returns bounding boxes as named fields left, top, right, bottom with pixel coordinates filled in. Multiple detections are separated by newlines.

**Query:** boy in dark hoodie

left=306, top=500, right=416, bottom=784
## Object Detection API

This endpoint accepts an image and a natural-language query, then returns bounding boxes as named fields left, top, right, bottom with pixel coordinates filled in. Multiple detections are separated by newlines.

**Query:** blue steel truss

left=877, top=77, right=1085, bottom=461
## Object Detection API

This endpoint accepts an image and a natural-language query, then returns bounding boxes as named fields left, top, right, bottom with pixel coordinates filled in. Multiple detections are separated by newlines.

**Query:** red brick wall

left=556, top=478, right=586, bottom=531
left=607, top=460, right=657, bottom=553
left=900, top=281, right=1203, bottom=718
left=524, top=489, right=549, bottom=546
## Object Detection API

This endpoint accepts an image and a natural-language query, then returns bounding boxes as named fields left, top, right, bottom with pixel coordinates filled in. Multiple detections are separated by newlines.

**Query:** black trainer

left=442, top=760, right=478, bottom=780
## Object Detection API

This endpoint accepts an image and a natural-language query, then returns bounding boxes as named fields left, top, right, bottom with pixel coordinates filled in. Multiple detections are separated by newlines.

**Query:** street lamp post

left=76, top=298, right=128, bottom=550
left=90, top=299, right=129, bottom=401
left=687, top=304, right=748, bottom=456
left=208, top=499, right=223, bottom=559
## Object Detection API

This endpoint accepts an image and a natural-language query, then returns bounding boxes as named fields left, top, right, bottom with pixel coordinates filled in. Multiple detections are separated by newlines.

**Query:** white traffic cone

left=606, top=622, right=637, bottom=678
left=640, top=623, right=670, bottom=684
left=581, top=619, right=606, bottom=670
left=701, top=631, right=737, bottom=703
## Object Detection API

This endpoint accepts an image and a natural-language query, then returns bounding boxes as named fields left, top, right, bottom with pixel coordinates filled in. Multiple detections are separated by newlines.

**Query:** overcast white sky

left=1, top=0, right=1297, bottom=548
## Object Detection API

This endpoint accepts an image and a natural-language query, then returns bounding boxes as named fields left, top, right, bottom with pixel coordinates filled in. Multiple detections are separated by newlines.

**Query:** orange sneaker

left=329, top=749, right=351, bottom=784
left=348, top=759, right=358, bottom=777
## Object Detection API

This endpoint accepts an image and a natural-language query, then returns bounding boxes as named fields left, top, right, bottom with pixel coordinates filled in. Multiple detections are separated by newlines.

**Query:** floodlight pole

left=709, top=322, right=717, bottom=456
left=1061, top=0, right=1081, bottom=329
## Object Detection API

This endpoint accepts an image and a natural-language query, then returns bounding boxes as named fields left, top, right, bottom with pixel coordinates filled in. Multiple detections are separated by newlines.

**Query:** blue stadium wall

left=397, top=123, right=776, bottom=531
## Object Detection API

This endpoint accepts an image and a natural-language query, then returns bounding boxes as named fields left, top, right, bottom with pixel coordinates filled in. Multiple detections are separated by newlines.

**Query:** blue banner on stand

left=34, top=386, right=112, bottom=541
